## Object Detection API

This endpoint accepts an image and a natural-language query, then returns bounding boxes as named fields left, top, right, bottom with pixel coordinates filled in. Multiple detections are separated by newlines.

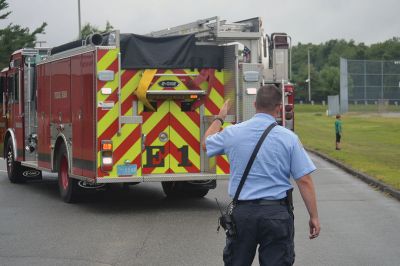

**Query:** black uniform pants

left=223, top=204, right=295, bottom=266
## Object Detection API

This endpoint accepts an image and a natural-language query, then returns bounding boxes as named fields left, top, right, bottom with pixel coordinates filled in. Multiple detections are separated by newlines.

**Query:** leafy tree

left=0, top=0, right=47, bottom=68
left=319, top=66, right=340, bottom=96
left=0, top=0, right=11, bottom=20
left=80, top=21, right=114, bottom=39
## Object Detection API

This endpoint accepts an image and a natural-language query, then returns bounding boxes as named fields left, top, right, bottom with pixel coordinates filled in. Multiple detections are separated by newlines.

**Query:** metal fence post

left=340, top=58, right=348, bottom=113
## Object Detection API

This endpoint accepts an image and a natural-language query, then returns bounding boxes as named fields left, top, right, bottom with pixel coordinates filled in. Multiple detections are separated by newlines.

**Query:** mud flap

left=21, top=167, right=42, bottom=180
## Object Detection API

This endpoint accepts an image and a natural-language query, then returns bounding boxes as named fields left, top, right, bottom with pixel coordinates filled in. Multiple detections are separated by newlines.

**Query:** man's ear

left=275, top=104, right=281, bottom=115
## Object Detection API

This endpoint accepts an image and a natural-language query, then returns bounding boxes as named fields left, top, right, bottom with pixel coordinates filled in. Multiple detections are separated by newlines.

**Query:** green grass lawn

left=294, top=104, right=400, bottom=190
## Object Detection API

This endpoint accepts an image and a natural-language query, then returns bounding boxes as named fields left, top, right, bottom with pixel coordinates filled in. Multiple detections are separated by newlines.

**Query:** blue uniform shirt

left=206, top=113, right=316, bottom=200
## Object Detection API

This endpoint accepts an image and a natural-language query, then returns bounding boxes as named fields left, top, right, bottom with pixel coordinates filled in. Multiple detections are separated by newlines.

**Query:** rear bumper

left=95, top=173, right=229, bottom=183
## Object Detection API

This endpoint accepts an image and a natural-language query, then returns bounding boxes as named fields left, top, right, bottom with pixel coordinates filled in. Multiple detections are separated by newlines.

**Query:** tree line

left=292, top=38, right=400, bottom=102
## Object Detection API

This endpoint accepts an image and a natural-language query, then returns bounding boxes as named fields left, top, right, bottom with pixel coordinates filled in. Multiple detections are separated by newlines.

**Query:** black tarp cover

left=120, top=34, right=223, bottom=69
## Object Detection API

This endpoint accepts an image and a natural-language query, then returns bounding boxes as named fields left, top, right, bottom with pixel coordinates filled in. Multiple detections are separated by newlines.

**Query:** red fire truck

left=0, top=17, right=294, bottom=202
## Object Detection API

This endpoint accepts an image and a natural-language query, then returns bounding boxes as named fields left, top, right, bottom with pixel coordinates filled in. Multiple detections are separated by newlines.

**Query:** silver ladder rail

left=147, top=16, right=262, bottom=41
left=148, top=16, right=220, bottom=37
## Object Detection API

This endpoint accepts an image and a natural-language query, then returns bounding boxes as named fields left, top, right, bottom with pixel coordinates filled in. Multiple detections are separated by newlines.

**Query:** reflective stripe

left=96, top=49, right=142, bottom=178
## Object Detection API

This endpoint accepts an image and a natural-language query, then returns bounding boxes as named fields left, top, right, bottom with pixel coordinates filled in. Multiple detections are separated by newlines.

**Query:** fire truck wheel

left=189, top=188, right=209, bottom=198
left=161, top=181, right=209, bottom=198
left=6, top=139, right=25, bottom=183
left=57, top=145, right=80, bottom=203
left=161, top=181, right=180, bottom=198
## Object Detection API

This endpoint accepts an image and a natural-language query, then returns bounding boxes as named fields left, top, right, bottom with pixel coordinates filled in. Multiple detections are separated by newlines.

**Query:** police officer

left=203, top=85, right=320, bottom=266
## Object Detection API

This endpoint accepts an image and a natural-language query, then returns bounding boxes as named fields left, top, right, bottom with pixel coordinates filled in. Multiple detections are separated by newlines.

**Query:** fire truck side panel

left=37, top=63, right=51, bottom=169
left=81, top=52, right=96, bottom=177
left=70, top=52, right=96, bottom=178
left=71, top=55, right=82, bottom=176
left=50, top=59, right=71, bottom=125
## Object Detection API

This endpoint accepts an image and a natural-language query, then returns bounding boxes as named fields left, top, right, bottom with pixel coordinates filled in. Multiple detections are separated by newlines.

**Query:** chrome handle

left=141, top=134, right=146, bottom=150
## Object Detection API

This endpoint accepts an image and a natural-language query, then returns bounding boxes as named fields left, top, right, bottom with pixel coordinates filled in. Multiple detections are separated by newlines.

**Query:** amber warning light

left=102, top=142, right=113, bottom=151
left=101, top=140, right=113, bottom=172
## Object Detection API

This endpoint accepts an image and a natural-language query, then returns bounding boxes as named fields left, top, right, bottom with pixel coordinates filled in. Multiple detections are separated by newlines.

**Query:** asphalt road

left=0, top=154, right=399, bottom=266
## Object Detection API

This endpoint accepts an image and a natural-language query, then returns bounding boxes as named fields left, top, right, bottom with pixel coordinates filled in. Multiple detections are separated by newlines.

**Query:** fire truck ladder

left=147, top=16, right=263, bottom=42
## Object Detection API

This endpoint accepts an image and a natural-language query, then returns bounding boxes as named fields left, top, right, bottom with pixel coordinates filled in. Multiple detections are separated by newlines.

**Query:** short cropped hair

left=336, top=114, right=341, bottom=119
left=255, top=85, right=282, bottom=112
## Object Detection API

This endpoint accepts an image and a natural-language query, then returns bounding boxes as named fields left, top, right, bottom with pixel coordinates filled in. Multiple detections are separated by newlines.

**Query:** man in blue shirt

left=203, top=85, right=320, bottom=266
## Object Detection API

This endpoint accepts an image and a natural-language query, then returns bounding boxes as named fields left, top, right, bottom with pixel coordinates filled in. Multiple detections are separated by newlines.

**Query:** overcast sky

left=1, top=0, right=399, bottom=47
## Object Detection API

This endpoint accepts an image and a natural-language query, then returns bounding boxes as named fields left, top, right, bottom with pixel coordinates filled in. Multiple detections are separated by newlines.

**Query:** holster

left=219, top=213, right=237, bottom=237
left=286, top=188, right=294, bottom=213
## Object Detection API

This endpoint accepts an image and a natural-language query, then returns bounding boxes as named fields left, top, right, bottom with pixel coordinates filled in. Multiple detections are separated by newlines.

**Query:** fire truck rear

left=0, top=17, right=294, bottom=202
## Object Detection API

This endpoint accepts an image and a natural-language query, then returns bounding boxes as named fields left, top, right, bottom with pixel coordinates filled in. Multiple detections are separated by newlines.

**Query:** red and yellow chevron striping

left=96, top=51, right=230, bottom=178
left=96, top=48, right=142, bottom=178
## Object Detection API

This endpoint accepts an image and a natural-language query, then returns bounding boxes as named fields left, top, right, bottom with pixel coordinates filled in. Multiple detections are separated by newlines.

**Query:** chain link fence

left=340, top=58, right=400, bottom=113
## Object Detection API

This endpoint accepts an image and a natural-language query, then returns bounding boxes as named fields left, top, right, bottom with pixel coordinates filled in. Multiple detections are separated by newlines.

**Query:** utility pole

left=308, top=47, right=311, bottom=102
left=78, top=0, right=82, bottom=39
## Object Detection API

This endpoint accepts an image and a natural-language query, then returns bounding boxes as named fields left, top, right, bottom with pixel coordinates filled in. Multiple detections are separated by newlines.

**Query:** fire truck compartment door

left=141, top=100, right=200, bottom=174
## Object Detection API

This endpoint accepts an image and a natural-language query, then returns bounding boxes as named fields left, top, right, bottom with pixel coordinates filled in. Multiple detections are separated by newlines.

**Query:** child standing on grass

left=335, top=114, right=342, bottom=150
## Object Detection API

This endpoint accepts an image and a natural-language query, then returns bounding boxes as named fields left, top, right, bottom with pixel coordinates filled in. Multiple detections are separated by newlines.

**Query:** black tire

left=162, top=181, right=182, bottom=198
left=6, top=138, right=25, bottom=183
left=161, top=181, right=209, bottom=198
left=189, top=188, right=209, bottom=198
left=57, top=144, right=80, bottom=203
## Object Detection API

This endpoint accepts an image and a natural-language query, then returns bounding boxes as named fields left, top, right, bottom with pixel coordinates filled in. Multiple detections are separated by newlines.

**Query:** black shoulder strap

left=232, top=122, right=277, bottom=205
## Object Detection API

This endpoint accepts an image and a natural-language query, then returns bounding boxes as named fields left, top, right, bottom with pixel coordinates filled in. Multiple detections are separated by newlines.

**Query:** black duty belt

left=237, top=198, right=287, bottom=206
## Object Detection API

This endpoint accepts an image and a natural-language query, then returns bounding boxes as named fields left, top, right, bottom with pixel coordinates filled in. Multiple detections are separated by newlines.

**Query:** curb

left=306, top=148, right=400, bottom=202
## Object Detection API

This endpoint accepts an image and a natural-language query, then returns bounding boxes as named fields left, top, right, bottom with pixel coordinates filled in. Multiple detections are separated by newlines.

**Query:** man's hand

left=309, top=217, right=320, bottom=239
left=202, top=100, right=232, bottom=151
left=217, top=99, right=231, bottom=120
